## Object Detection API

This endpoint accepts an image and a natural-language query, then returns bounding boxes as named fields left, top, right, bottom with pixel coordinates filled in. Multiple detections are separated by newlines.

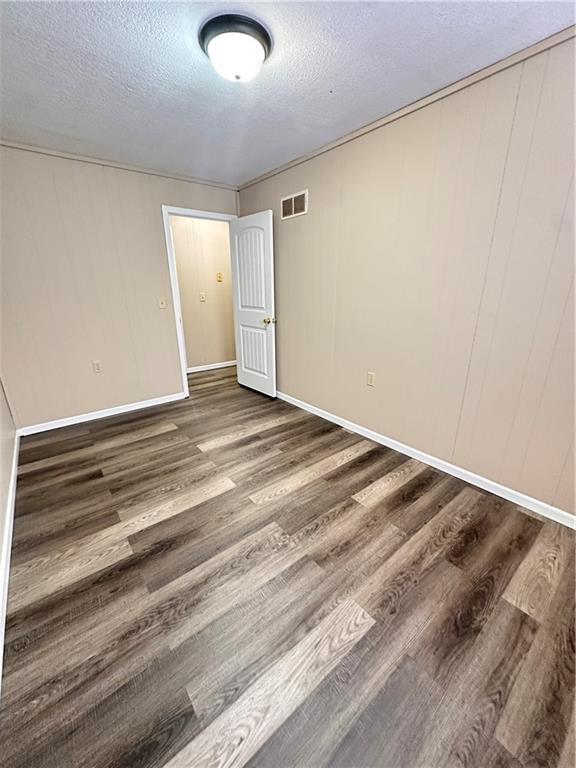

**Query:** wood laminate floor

left=1, top=368, right=574, bottom=768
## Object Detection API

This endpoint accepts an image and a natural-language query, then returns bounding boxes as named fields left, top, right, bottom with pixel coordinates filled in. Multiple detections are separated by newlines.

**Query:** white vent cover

left=281, top=189, right=308, bottom=220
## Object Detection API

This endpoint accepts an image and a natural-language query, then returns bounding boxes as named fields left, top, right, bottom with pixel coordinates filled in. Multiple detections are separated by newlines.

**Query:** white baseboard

left=187, top=361, right=236, bottom=373
left=17, top=392, right=187, bottom=437
left=277, top=391, right=575, bottom=530
left=0, top=430, right=20, bottom=698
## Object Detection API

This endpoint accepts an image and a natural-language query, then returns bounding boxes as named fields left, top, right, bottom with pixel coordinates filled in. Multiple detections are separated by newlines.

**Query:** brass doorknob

left=263, top=317, right=276, bottom=325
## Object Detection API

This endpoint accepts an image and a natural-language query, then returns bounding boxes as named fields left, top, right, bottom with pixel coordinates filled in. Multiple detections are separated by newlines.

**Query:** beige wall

left=170, top=216, right=235, bottom=368
left=1, top=147, right=237, bottom=427
left=0, top=378, right=16, bottom=542
left=240, top=39, right=575, bottom=515
left=0, top=377, right=17, bottom=690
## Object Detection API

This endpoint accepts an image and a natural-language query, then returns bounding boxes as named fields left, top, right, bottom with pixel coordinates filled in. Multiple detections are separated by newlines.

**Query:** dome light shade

left=199, top=15, right=271, bottom=83
left=207, top=32, right=265, bottom=82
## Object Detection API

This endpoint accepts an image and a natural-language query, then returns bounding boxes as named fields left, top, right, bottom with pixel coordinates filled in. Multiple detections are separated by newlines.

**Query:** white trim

left=163, top=206, right=237, bottom=223
left=162, top=207, right=191, bottom=397
left=0, top=430, right=20, bottom=698
left=161, top=205, right=238, bottom=395
left=0, top=141, right=238, bottom=191
left=277, top=391, right=576, bottom=530
left=17, top=392, right=186, bottom=436
left=187, top=360, right=236, bottom=373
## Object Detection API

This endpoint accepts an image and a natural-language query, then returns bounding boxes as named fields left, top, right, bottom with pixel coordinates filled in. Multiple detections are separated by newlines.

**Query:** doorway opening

left=162, top=205, right=276, bottom=399
left=162, top=206, right=237, bottom=394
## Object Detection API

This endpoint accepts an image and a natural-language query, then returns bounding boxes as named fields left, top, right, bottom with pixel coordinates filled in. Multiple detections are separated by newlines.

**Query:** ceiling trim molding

left=239, top=24, right=575, bottom=190
left=0, top=140, right=238, bottom=191
left=2, top=25, right=573, bottom=192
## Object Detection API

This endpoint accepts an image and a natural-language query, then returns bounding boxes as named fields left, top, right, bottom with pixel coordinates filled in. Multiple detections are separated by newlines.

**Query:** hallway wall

left=170, top=216, right=235, bottom=369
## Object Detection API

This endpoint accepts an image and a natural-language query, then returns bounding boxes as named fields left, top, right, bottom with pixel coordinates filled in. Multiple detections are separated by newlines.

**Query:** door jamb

left=161, top=205, right=237, bottom=397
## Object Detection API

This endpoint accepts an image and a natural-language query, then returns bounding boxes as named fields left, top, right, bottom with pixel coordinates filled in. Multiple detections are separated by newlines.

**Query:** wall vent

left=281, top=189, right=308, bottom=220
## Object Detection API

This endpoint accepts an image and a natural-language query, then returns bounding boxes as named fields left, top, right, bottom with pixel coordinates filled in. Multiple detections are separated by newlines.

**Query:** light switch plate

left=158, top=296, right=167, bottom=309
left=92, top=360, right=103, bottom=374
left=367, top=371, right=376, bottom=387
left=216, top=272, right=223, bottom=283
left=199, top=292, right=207, bottom=302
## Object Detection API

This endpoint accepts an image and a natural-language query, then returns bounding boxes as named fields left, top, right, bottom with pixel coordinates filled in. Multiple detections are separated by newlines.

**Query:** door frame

left=161, top=205, right=237, bottom=397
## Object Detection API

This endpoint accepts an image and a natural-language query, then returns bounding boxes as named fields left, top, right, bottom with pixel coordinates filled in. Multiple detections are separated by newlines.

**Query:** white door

left=230, top=210, right=276, bottom=397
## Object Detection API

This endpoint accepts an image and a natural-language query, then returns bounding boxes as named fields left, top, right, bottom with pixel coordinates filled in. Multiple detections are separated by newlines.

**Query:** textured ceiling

left=1, top=2, right=573, bottom=187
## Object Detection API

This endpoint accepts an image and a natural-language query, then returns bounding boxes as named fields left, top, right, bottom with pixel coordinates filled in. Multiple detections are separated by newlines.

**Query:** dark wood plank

left=402, top=597, right=536, bottom=768
left=412, top=502, right=541, bottom=686
left=245, top=559, right=463, bottom=768
left=496, top=550, right=575, bottom=767
left=327, top=656, right=443, bottom=768
left=503, top=520, right=574, bottom=621
left=0, top=367, right=572, bottom=768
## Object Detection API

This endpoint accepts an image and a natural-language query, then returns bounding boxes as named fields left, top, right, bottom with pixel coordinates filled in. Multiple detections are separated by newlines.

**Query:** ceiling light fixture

left=199, top=14, right=271, bottom=83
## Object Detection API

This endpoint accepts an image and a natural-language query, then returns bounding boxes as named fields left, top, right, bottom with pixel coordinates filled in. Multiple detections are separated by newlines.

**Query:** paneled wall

left=170, top=216, right=235, bottom=368
left=0, top=376, right=17, bottom=688
left=240, top=38, right=575, bottom=514
left=0, top=378, right=16, bottom=534
left=0, top=147, right=237, bottom=427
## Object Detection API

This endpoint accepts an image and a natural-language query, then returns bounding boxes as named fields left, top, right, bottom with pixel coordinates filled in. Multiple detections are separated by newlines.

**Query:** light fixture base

left=199, top=14, right=272, bottom=59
